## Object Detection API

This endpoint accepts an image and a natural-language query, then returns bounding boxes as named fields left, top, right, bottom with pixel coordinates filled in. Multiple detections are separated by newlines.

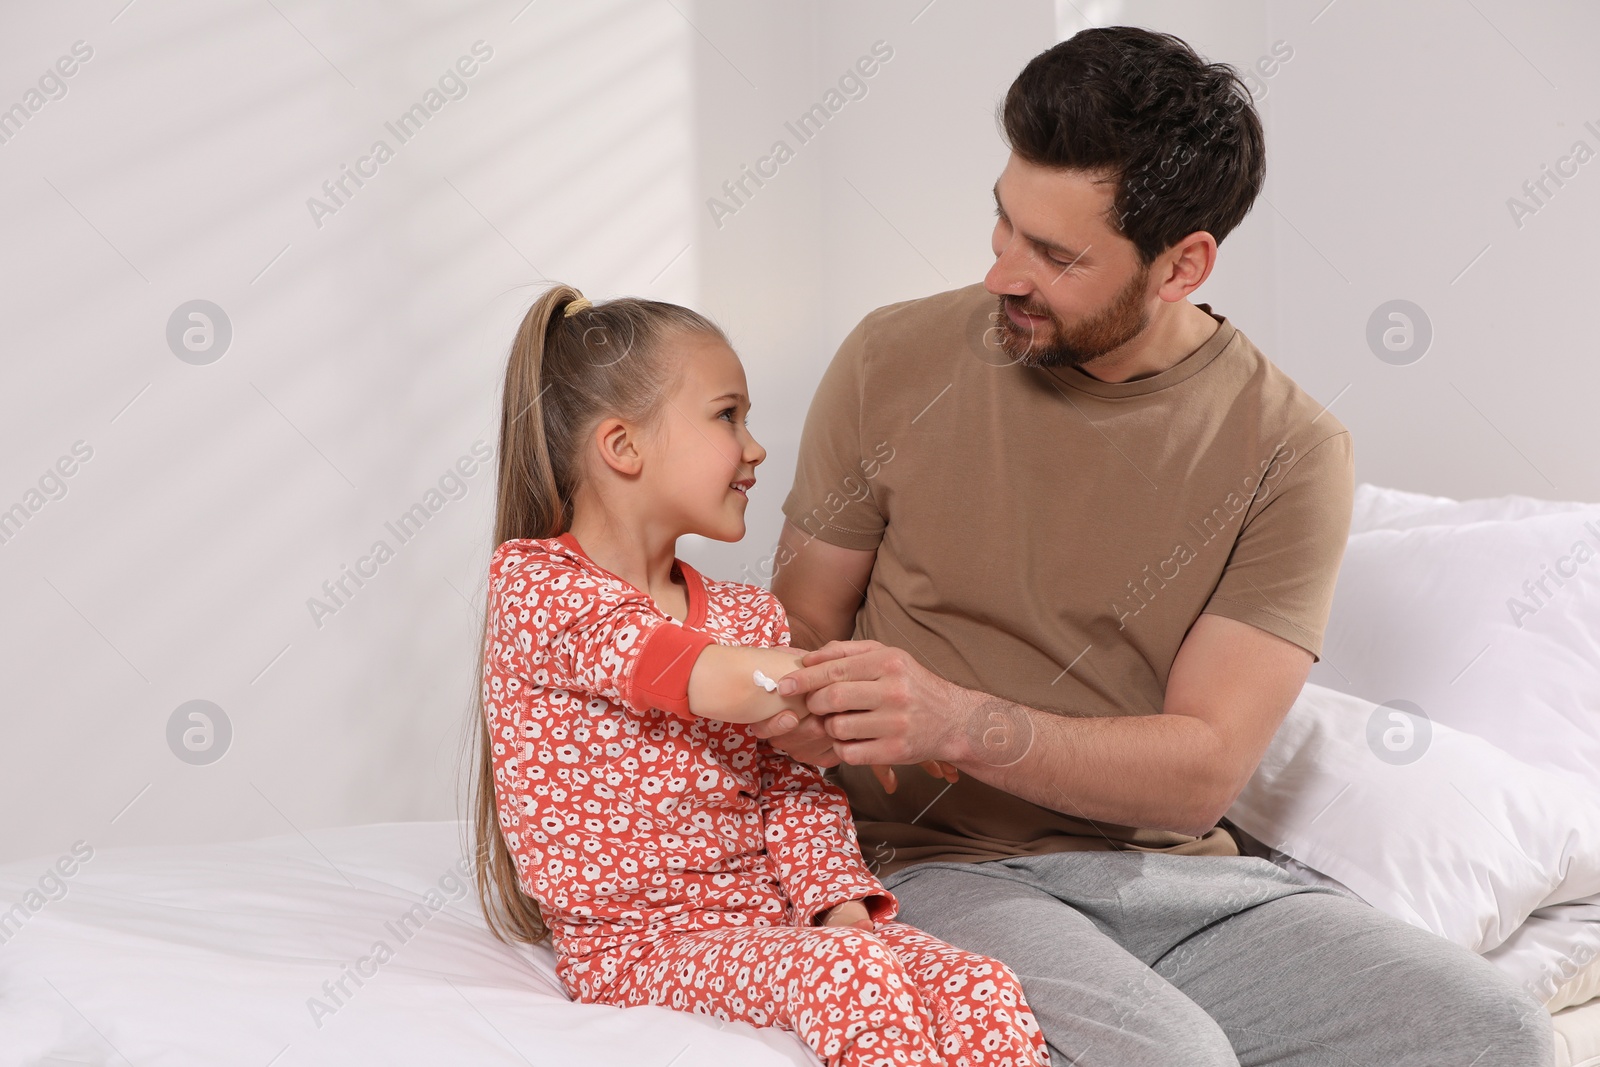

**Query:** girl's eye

left=719, top=407, right=737, bottom=422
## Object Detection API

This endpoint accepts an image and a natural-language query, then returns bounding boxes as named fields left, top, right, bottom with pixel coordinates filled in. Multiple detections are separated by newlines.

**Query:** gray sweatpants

left=878, top=851, right=1553, bottom=1066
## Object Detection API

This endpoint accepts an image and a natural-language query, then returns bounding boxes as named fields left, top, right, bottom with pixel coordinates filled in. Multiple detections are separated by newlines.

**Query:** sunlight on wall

left=0, top=0, right=697, bottom=861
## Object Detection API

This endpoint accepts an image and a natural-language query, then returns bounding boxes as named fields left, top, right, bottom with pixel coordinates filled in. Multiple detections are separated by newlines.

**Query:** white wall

left=0, top=0, right=703, bottom=862
left=1202, top=0, right=1600, bottom=502
left=680, top=0, right=1062, bottom=588
left=5, top=0, right=1596, bottom=863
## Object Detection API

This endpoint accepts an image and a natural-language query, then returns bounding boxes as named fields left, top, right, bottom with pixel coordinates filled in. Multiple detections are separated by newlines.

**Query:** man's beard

left=995, top=264, right=1152, bottom=370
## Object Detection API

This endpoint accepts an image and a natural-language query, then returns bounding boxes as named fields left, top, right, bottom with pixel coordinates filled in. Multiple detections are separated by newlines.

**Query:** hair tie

left=563, top=296, right=593, bottom=318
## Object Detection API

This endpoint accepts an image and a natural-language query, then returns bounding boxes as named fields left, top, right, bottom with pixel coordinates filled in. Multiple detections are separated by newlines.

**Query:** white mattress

left=0, top=821, right=1590, bottom=1066
left=1556, top=999, right=1600, bottom=1067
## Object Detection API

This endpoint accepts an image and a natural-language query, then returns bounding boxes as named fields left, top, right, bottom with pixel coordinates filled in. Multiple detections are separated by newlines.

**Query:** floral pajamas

left=579, top=920, right=1047, bottom=1067
left=483, top=533, right=1049, bottom=1067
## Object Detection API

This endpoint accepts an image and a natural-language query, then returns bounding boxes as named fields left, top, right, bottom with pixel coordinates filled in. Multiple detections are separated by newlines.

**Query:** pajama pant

left=880, top=851, right=1554, bottom=1066
left=568, top=920, right=1052, bottom=1067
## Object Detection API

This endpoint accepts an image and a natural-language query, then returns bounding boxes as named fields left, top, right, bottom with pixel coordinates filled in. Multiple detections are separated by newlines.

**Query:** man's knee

left=1313, top=906, right=1555, bottom=1067
left=1480, top=988, right=1554, bottom=1067
left=1404, top=961, right=1552, bottom=1067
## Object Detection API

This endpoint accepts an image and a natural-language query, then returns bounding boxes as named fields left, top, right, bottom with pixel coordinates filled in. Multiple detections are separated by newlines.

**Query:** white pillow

left=1306, top=509, right=1600, bottom=788
left=1485, top=896, right=1600, bottom=1008
left=1228, top=683, right=1600, bottom=964
left=1350, top=481, right=1597, bottom=534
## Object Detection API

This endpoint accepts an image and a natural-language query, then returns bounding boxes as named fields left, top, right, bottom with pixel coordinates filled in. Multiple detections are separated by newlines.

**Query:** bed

left=4, top=483, right=1597, bottom=1065
left=0, top=820, right=1595, bottom=1066
left=0, top=821, right=822, bottom=1067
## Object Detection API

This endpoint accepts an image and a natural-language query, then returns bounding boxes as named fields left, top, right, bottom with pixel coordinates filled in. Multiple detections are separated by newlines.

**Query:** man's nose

left=985, top=239, right=1031, bottom=297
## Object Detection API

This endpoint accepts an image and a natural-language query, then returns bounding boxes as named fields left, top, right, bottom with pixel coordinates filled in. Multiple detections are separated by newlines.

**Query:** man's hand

left=749, top=640, right=977, bottom=787
left=753, top=616, right=1312, bottom=837
left=752, top=704, right=957, bottom=792
left=819, top=899, right=875, bottom=930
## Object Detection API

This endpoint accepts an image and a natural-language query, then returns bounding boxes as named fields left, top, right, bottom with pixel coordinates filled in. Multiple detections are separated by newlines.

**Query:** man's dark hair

left=1000, top=26, right=1265, bottom=267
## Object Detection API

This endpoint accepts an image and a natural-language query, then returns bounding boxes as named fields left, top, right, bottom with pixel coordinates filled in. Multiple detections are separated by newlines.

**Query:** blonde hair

left=469, top=283, right=728, bottom=945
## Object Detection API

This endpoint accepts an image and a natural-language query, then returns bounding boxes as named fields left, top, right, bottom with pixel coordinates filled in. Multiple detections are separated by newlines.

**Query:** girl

left=470, top=284, right=1050, bottom=1067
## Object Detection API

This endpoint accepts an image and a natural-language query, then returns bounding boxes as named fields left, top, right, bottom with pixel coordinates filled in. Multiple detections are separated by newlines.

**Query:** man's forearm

left=944, top=694, right=1237, bottom=837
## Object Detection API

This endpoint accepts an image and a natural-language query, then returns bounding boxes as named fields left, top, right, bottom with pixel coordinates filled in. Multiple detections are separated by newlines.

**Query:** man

left=760, top=25, right=1552, bottom=1067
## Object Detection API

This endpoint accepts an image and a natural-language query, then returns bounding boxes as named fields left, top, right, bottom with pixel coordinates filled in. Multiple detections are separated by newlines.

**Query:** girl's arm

left=684, top=644, right=815, bottom=724
left=682, top=637, right=960, bottom=790
left=756, top=737, right=899, bottom=928
left=506, top=546, right=811, bottom=727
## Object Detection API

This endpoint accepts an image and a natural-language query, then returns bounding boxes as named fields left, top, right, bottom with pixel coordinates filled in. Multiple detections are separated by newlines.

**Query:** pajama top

left=482, top=532, right=899, bottom=970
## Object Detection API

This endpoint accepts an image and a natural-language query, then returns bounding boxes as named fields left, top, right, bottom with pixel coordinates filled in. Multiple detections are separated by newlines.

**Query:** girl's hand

left=820, top=899, right=875, bottom=930
left=756, top=708, right=959, bottom=791
left=871, top=760, right=961, bottom=794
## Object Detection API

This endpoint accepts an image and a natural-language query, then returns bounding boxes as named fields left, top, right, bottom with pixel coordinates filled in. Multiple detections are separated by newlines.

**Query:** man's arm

left=775, top=612, right=1313, bottom=836
left=770, top=518, right=876, bottom=650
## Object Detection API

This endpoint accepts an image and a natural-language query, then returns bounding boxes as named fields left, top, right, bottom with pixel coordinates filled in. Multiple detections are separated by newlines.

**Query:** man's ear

left=592, top=416, right=644, bottom=476
left=1155, top=229, right=1218, bottom=302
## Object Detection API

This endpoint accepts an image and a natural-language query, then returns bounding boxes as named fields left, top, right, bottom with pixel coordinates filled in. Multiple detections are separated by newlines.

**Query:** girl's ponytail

left=496, top=284, right=585, bottom=542
left=470, top=282, right=729, bottom=946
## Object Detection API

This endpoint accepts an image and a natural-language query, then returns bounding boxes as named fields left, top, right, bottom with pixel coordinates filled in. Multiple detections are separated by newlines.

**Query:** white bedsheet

left=2, top=820, right=1588, bottom=1066
left=0, top=822, right=819, bottom=1067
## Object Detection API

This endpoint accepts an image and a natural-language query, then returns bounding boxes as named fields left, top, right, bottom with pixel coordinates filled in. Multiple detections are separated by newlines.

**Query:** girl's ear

left=592, top=417, right=644, bottom=477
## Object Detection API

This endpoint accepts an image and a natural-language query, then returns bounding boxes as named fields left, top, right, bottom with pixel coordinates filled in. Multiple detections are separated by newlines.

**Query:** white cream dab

left=752, top=669, right=778, bottom=692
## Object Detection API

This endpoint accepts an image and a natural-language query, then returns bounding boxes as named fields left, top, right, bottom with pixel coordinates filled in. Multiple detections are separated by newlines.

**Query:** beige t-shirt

left=779, top=283, right=1355, bottom=880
